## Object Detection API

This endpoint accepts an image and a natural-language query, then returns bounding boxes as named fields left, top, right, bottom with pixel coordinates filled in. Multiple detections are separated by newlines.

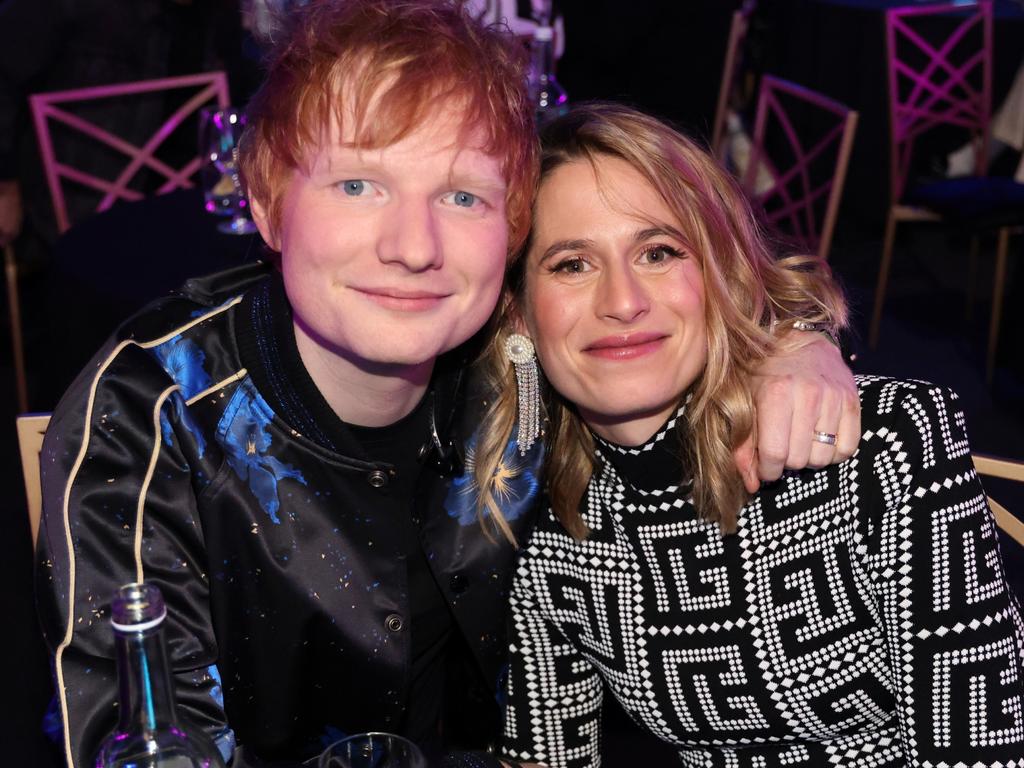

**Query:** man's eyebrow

left=538, top=239, right=593, bottom=263
left=448, top=171, right=507, bottom=192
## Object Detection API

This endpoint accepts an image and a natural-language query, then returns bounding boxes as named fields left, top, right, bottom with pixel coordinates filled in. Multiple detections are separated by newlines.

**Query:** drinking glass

left=198, top=106, right=258, bottom=235
left=318, top=733, right=427, bottom=768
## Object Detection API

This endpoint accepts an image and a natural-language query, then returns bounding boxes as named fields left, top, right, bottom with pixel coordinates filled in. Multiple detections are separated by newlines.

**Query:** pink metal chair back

left=885, top=1, right=992, bottom=203
left=743, top=75, right=859, bottom=260
left=29, top=72, right=230, bottom=234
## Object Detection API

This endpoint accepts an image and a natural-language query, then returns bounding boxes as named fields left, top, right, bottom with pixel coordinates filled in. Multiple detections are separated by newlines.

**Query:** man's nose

left=378, top=197, right=443, bottom=271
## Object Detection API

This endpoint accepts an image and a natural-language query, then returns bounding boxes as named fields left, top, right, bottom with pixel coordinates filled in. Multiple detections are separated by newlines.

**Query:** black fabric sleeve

left=35, top=345, right=233, bottom=767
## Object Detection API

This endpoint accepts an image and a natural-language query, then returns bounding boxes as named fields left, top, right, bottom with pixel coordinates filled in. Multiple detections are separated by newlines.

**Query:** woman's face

left=522, top=155, right=708, bottom=446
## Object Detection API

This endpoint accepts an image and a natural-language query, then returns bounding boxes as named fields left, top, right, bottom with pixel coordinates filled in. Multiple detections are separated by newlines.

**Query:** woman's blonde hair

left=475, top=102, right=848, bottom=542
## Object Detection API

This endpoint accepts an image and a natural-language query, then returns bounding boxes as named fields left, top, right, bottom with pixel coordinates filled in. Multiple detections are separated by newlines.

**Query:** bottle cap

left=110, top=582, right=167, bottom=632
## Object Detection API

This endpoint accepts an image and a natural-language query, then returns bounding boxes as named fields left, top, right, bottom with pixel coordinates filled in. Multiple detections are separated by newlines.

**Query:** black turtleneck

left=591, top=405, right=693, bottom=494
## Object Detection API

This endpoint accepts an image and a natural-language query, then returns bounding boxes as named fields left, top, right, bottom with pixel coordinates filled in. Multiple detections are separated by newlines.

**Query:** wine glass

left=318, top=733, right=428, bottom=768
left=198, top=107, right=258, bottom=235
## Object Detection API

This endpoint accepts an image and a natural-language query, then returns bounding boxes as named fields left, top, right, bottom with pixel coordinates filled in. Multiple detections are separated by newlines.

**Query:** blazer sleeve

left=35, top=344, right=235, bottom=767
left=861, top=380, right=1024, bottom=765
left=501, top=543, right=605, bottom=768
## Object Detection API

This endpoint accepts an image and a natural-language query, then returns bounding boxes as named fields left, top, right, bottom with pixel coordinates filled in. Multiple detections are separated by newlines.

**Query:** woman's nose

left=596, top=263, right=649, bottom=323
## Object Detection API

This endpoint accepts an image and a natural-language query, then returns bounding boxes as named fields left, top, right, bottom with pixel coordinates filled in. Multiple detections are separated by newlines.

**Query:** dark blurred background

left=1, top=0, right=1021, bottom=764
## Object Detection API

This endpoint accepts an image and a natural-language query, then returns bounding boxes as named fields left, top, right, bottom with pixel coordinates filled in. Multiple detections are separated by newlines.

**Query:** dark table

left=32, top=187, right=262, bottom=409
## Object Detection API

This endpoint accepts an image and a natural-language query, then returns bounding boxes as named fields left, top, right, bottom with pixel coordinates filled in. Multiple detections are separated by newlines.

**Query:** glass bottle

left=527, top=0, right=568, bottom=126
left=95, top=583, right=226, bottom=768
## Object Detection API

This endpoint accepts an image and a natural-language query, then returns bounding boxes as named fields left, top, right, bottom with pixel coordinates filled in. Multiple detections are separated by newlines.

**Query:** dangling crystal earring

left=504, top=333, right=540, bottom=455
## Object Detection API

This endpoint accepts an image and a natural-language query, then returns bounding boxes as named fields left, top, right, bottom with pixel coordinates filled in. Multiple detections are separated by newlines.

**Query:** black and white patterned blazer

left=502, top=376, right=1024, bottom=767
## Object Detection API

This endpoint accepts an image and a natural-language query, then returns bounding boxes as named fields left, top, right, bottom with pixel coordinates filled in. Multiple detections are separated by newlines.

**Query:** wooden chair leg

left=965, top=234, right=980, bottom=322
left=4, top=244, right=29, bottom=412
left=986, top=227, right=1011, bottom=386
left=870, top=210, right=899, bottom=349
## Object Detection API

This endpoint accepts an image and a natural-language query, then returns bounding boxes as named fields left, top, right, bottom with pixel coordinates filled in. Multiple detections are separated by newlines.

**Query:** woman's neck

left=581, top=401, right=679, bottom=447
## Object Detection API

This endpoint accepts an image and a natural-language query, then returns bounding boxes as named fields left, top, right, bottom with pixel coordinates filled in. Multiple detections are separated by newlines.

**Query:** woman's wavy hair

left=474, top=102, right=848, bottom=541
left=239, top=0, right=538, bottom=256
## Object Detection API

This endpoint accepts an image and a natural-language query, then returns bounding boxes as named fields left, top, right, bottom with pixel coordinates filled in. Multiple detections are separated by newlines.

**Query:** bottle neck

left=530, top=27, right=556, bottom=85
left=114, top=627, right=179, bottom=734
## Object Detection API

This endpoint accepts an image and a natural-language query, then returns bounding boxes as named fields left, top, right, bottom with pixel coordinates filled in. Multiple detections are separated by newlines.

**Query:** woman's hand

left=734, top=331, right=860, bottom=492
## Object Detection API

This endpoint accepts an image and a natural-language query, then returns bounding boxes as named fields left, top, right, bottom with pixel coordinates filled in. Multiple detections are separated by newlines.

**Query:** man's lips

left=352, top=286, right=451, bottom=310
left=583, top=332, right=668, bottom=360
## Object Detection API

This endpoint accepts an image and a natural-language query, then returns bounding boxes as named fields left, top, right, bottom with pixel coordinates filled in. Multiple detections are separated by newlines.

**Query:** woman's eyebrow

left=538, top=238, right=593, bottom=263
left=633, top=225, right=685, bottom=243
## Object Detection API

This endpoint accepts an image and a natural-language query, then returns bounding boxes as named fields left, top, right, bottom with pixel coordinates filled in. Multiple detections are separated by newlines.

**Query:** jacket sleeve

left=501, top=541, right=604, bottom=768
left=862, top=380, right=1024, bottom=764
left=35, top=343, right=235, bottom=767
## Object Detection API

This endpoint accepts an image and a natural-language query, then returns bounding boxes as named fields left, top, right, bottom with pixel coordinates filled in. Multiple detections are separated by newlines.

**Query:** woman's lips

left=583, top=332, right=668, bottom=360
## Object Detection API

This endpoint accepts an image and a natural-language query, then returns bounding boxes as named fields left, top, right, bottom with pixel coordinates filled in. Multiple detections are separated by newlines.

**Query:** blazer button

left=449, top=573, right=468, bottom=594
left=367, top=470, right=388, bottom=488
left=385, top=613, right=404, bottom=632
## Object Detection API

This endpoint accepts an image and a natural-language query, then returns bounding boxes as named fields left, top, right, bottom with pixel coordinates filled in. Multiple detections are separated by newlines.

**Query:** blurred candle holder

left=198, top=106, right=259, bottom=235
left=527, top=0, right=568, bottom=126
left=318, top=732, right=427, bottom=768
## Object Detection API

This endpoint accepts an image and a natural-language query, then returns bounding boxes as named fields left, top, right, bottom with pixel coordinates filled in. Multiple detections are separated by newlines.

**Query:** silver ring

left=812, top=430, right=837, bottom=446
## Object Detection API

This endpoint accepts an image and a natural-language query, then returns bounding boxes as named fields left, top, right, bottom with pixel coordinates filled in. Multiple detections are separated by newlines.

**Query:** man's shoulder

left=117, top=262, right=272, bottom=342
left=52, top=263, right=271, bottom=421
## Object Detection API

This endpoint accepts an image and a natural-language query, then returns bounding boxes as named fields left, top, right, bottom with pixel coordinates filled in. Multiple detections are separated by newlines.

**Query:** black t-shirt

left=348, top=405, right=456, bottom=754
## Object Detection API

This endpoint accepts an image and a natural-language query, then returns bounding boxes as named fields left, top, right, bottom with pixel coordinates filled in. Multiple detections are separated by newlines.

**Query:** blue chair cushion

left=905, top=176, right=1024, bottom=229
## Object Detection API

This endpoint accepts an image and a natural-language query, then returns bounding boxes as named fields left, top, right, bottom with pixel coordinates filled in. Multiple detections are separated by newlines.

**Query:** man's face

left=253, top=107, right=509, bottom=373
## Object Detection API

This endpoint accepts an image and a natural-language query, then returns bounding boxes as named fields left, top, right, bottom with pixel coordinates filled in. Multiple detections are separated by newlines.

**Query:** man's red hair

left=240, top=0, right=538, bottom=255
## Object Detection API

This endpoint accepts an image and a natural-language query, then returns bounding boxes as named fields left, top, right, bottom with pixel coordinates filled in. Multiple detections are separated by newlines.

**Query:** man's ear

left=249, top=195, right=280, bottom=252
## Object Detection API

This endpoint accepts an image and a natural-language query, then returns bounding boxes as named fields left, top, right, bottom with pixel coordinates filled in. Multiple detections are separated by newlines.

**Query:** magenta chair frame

left=743, top=75, right=859, bottom=261
left=885, top=1, right=992, bottom=205
left=29, top=71, right=230, bottom=234
left=870, top=1, right=993, bottom=349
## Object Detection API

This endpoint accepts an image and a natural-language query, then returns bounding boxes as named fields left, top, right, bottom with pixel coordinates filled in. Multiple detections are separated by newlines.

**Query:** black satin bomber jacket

left=35, top=263, right=543, bottom=767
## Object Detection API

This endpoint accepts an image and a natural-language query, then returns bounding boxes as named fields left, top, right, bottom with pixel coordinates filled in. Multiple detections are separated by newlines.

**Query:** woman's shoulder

left=853, top=374, right=971, bottom=469
left=854, top=374, right=963, bottom=429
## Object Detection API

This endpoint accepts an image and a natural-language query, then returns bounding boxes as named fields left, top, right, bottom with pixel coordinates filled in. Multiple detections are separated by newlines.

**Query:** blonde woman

left=479, top=103, right=1024, bottom=767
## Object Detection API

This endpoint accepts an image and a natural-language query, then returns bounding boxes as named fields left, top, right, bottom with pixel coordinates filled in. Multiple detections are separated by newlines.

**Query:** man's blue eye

left=342, top=180, right=365, bottom=196
left=453, top=191, right=477, bottom=207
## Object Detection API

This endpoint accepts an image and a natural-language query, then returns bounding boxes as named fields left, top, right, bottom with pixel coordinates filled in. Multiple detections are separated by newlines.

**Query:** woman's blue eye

left=342, top=180, right=366, bottom=196
left=453, top=191, right=477, bottom=207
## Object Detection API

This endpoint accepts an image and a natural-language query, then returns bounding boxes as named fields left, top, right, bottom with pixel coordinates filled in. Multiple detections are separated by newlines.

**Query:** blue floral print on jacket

left=153, top=334, right=213, bottom=400
left=219, top=379, right=307, bottom=523
left=445, top=436, right=540, bottom=528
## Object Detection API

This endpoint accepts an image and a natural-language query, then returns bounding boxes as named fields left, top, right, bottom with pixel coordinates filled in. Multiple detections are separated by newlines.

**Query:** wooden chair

left=870, top=2, right=1023, bottom=383
left=974, top=453, right=1024, bottom=549
left=4, top=243, right=27, bottom=412
left=17, top=412, right=50, bottom=548
left=741, top=75, right=859, bottom=260
left=711, top=1, right=758, bottom=159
